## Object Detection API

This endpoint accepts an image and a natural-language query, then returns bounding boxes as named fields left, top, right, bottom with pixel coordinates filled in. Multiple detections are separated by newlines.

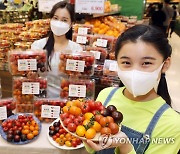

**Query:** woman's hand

left=84, top=131, right=133, bottom=154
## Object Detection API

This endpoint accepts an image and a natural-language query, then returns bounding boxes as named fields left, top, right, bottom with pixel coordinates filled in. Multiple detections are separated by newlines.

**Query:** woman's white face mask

left=117, top=63, right=164, bottom=97
left=50, top=20, right=70, bottom=36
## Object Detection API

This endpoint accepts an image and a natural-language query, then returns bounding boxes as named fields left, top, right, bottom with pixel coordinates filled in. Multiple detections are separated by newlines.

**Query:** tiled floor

left=166, top=32, right=180, bottom=112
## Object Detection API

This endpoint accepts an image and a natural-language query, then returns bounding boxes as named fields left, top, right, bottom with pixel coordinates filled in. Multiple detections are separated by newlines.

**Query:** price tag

left=90, top=50, right=101, bottom=60
left=18, top=59, right=37, bottom=71
left=78, top=27, right=88, bottom=35
left=41, top=105, right=60, bottom=118
left=76, top=36, right=87, bottom=44
left=69, top=85, right=86, bottom=97
left=22, top=82, right=40, bottom=94
left=0, top=106, right=7, bottom=120
left=66, top=59, right=85, bottom=72
left=38, top=0, right=62, bottom=12
left=109, top=62, right=118, bottom=72
left=96, top=39, right=108, bottom=48
left=75, top=0, right=104, bottom=14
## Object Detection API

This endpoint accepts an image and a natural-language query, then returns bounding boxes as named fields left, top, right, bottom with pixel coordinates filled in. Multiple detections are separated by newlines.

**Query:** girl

left=84, top=25, right=180, bottom=154
left=31, top=1, right=82, bottom=97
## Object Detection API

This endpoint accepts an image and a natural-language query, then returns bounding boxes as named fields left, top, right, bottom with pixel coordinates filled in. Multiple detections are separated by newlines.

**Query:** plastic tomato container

left=13, top=77, right=47, bottom=113
left=72, top=33, right=93, bottom=46
left=73, top=24, right=94, bottom=35
left=0, top=98, right=16, bottom=122
left=100, top=75, right=120, bottom=87
left=103, top=60, right=118, bottom=76
left=85, top=46, right=107, bottom=64
left=91, top=35, right=114, bottom=51
left=60, top=77, right=95, bottom=100
left=59, top=51, right=95, bottom=76
left=34, top=99, right=66, bottom=123
left=109, top=52, right=115, bottom=60
left=94, top=64, right=103, bottom=77
left=8, top=49, right=47, bottom=76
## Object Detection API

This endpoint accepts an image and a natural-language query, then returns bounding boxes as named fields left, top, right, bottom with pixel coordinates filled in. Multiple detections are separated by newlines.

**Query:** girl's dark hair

left=115, top=25, right=172, bottom=106
left=43, top=1, right=75, bottom=69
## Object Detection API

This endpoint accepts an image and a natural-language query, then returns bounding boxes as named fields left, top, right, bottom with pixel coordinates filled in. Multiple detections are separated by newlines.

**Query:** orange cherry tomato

left=85, top=128, right=96, bottom=139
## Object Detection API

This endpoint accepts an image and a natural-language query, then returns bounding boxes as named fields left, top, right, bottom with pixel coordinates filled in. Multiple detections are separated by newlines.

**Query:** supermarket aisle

left=166, top=32, right=180, bottom=112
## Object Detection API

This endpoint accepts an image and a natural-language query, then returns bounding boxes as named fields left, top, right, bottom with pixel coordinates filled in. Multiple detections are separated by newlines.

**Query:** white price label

left=18, top=59, right=37, bottom=71
left=96, top=39, right=108, bottom=48
left=22, top=82, right=40, bottom=94
left=38, top=0, right=62, bottom=12
left=75, top=0, right=104, bottom=14
left=109, top=62, right=118, bottom=72
left=0, top=106, right=7, bottom=120
left=90, top=50, right=101, bottom=60
left=78, top=27, right=88, bottom=35
left=76, top=36, right=87, bottom=44
left=69, top=85, right=86, bottom=98
left=66, top=59, right=85, bottom=72
left=41, top=105, right=60, bottom=118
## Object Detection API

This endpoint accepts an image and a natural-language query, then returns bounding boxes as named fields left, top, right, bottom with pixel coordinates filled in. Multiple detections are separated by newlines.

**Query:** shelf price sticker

left=76, top=36, right=87, bottom=44
left=96, top=39, right=108, bottom=48
left=78, top=27, right=88, bottom=35
left=0, top=106, right=7, bottom=120
left=90, top=50, right=101, bottom=60
left=41, top=105, right=60, bottom=118
left=109, top=61, right=118, bottom=72
left=69, top=85, right=86, bottom=98
left=75, top=0, right=104, bottom=14
left=18, top=59, right=37, bottom=71
left=66, top=59, right=85, bottom=72
left=22, top=82, right=40, bottom=94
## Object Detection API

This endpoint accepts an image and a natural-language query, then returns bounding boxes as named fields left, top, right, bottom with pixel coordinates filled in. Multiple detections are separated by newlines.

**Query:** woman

left=84, top=25, right=180, bottom=154
left=31, top=1, right=82, bottom=98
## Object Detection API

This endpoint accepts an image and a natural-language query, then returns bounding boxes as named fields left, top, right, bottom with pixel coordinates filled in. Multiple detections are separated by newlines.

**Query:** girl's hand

left=84, top=131, right=133, bottom=154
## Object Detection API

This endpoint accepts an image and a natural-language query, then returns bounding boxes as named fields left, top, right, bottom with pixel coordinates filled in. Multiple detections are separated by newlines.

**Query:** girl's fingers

left=87, top=140, right=102, bottom=151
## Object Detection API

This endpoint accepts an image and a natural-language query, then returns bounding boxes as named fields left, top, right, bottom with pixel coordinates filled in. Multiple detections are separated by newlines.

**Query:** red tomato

left=63, top=118, right=73, bottom=127
left=87, top=100, right=96, bottom=111
left=95, top=101, right=103, bottom=111
left=101, top=127, right=112, bottom=135
left=60, top=113, right=69, bottom=121
left=69, top=114, right=75, bottom=121
left=81, top=103, right=90, bottom=113
left=71, top=140, right=77, bottom=147
left=95, top=114, right=103, bottom=123
left=67, top=123, right=77, bottom=132
left=76, top=138, right=81, bottom=145
left=109, top=123, right=119, bottom=135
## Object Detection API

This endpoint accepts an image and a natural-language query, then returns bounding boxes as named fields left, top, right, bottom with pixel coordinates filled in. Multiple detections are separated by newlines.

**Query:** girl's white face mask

left=50, top=20, right=70, bottom=36
left=117, top=63, right=164, bottom=97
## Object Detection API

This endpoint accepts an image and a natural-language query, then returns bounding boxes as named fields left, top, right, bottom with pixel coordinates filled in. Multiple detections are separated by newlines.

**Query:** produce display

left=0, top=114, right=41, bottom=144
left=9, top=50, right=47, bottom=76
left=13, top=77, right=47, bottom=113
left=60, top=99, right=123, bottom=140
left=0, top=99, right=16, bottom=123
left=85, top=16, right=126, bottom=38
left=48, top=119, right=83, bottom=149
left=14, top=42, right=32, bottom=50
left=59, top=52, right=95, bottom=76
left=103, top=60, right=118, bottom=76
left=85, top=46, right=107, bottom=64
left=60, top=78, right=95, bottom=100
left=34, top=99, right=66, bottom=123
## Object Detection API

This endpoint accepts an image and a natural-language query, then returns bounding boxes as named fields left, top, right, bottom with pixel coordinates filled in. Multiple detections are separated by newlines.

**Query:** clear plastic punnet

left=73, top=24, right=94, bottom=35
left=8, top=49, right=47, bottom=76
left=59, top=51, right=95, bottom=76
left=72, top=33, right=93, bottom=46
left=103, top=59, right=118, bottom=77
left=0, top=98, right=16, bottom=123
left=60, top=77, right=95, bottom=100
left=13, top=77, right=47, bottom=113
left=34, top=98, right=66, bottom=123
left=91, top=35, right=114, bottom=51
left=85, top=46, right=107, bottom=64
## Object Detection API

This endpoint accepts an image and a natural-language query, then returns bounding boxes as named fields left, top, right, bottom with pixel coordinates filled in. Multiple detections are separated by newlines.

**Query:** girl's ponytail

left=157, top=73, right=171, bottom=106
